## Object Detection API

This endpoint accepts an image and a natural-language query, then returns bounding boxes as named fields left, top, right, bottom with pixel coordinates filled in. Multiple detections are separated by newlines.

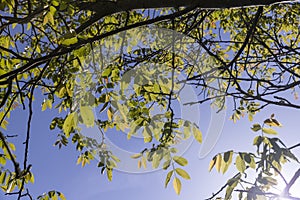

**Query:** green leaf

left=63, top=112, right=77, bottom=137
left=262, top=127, right=278, bottom=135
left=80, top=106, right=95, bottom=127
left=175, top=168, right=191, bottom=180
left=225, top=186, right=234, bottom=200
left=173, top=177, right=181, bottom=195
left=52, top=0, right=59, bottom=6
left=102, top=68, right=112, bottom=77
left=61, top=37, right=78, bottom=46
left=173, top=156, right=188, bottom=166
left=225, top=175, right=240, bottom=200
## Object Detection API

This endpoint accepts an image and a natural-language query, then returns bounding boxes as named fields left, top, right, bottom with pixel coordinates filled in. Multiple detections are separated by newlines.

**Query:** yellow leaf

left=262, top=127, right=278, bottom=135
left=215, top=154, right=222, bottom=172
left=143, top=126, right=152, bottom=143
left=165, top=170, right=173, bottom=188
left=59, top=193, right=66, bottom=200
left=76, top=156, right=81, bottom=165
left=42, top=101, right=47, bottom=111
left=107, top=168, right=113, bottom=181
left=107, top=107, right=113, bottom=121
left=137, top=160, right=141, bottom=169
left=235, top=155, right=246, bottom=173
left=264, top=118, right=282, bottom=127
left=222, top=151, right=233, bottom=174
left=131, top=153, right=142, bottom=159
left=173, top=177, right=181, bottom=195
left=173, top=156, right=188, bottom=166
left=175, top=168, right=191, bottom=180
left=208, top=157, right=216, bottom=172
left=141, top=156, right=147, bottom=169
left=192, top=125, right=202, bottom=143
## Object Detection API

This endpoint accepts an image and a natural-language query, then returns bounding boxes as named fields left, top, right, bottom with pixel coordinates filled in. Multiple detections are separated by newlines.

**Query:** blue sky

left=1, top=91, right=300, bottom=200
left=1, top=12, right=300, bottom=200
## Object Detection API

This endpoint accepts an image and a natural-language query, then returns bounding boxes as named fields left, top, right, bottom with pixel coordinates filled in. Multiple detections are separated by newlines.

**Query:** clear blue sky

left=1, top=5, right=300, bottom=200
left=1, top=91, right=300, bottom=200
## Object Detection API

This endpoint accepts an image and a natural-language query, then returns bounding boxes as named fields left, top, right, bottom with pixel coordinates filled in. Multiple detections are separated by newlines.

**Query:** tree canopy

left=0, top=0, right=299, bottom=199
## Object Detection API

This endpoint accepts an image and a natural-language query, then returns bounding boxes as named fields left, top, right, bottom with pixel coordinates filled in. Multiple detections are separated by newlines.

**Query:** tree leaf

left=235, top=155, right=246, bottom=173
left=80, top=105, right=94, bottom=127
left=62, top=112, right=77, bottom=137
left=61, top=37, right=78, bottom=46
left=107, top=107, right=113, bottom=121
left=192, top=125, right=202, bottom=143
left=173, top=156, right=188, bottom=166
left=173, top=177, right=181, bottom=195
left=264, top=118, right=282, bottom=127
left=222, top=151, right=233, bottom=174
left=251, top=124, right=261, bottom=132
left=143, top=126, right=152, bottom=143
left=215, top=154, right=222, bottom=172
left=0, top=172, right=6, bottom=184
left=152, top=153, right=160, bottom=169
left=208, top=156, right=216, bottom=172
left=175, top=168, right=191, bottom=180
left=163, top=159, right=171, bottom=170
left=141, top=156, right=147, bottom=169
left=165, top=170, right=173, bottom=188
left=131, top=153, right=142, bottom=159
left=107, top=168, right=113, bottom=181
left=262, top=128, right=278, bottom=135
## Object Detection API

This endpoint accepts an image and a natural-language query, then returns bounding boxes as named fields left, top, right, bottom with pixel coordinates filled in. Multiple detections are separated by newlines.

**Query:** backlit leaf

left=192, top=125, right=202, bottom=143
left=80, top=106, right=95, bottom=127
left=235, top=155, right=246, bottom=173
left=251, top=124, right=261, bottom=132
left=175, top=168, right=191, bottom=180
left=173, top=156, right=188, bottom=166
left=173, top=177, right=181, bottom=195
left=215, top=154, right=222, bottom=172
left=63, top=112, right=77, bottom=137
left=208, top=157, right=216, bottom=172
left=165, top=170, right=173, bottom=188
left=107, top=168, right=113, bottom=181
left=262, top=128, right=278, bottom=135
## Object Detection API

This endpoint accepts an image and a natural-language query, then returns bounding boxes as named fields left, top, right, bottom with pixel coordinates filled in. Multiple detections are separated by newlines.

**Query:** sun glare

left=271, top=164, right=300, bottom=200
